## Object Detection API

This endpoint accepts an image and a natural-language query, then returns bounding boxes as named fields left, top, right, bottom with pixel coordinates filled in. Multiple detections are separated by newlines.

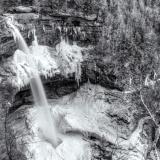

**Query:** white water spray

left=6, top=18, right=61, bottom=148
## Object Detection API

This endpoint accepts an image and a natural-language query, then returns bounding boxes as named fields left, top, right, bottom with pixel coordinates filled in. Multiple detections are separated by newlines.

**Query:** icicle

left=94, top=62, right=97, bottom=71
left=82, top=31, right=86, bottom=38
left=42, top=25, right=46, bottom=32
left=87, top=78, right=91, bottom=87
left=154, top=70, right=157, bottom=80
left=75, top=60, right=82, bottom=86
left=77, top=27, right=81, bottom=34
left=57, top=25, right=61, bottom=33
left=32, top=27, right=38, bottom=46
left=28, top=30, right=31, bottom=38
left=129, top=77, right=132, bottom=86
left=73, top=27, right=77, bottom=35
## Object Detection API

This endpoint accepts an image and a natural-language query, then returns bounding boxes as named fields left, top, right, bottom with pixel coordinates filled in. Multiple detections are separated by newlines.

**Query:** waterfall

left=30, top=76, right=48, bottom=107
left=6, top=18, right=61, bottom=148
left=6, top=18, right=30, bottom=55
left=29, top=27, right=48, bottom=107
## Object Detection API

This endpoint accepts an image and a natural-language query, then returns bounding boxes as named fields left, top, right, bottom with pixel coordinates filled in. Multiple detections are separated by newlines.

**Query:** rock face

left=0, top=0, right=160, bottom=160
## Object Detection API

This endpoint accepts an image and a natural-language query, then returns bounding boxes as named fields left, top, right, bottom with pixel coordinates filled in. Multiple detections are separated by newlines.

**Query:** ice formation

left=56, top=40, right=83, bottom=84
left=9, top=39, right=83, bottom=89
left=5, top=17, right=84, bottom=89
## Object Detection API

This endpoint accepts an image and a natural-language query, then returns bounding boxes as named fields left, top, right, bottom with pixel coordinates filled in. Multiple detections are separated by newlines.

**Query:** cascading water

left=29, top=28, right=49, bottom=107
left=6, top=18, right=61, bottom=148
left=6, top=17, right=30, bottom=55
